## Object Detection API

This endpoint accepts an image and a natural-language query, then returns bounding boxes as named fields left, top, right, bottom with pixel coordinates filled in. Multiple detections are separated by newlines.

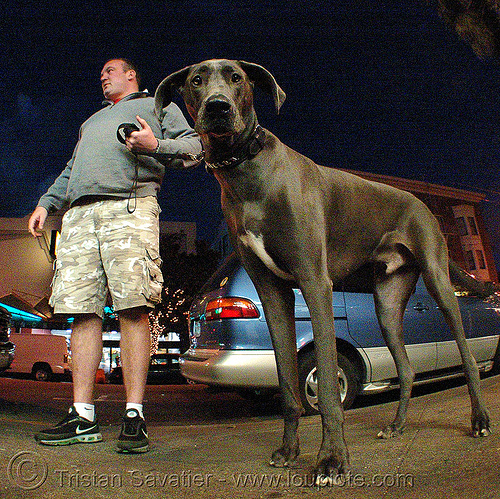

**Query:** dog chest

left=239, top=230, right=294, bottom=281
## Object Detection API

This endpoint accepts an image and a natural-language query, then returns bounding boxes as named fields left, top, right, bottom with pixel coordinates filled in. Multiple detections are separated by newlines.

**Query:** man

left=28, top=58, right=203, bottom=453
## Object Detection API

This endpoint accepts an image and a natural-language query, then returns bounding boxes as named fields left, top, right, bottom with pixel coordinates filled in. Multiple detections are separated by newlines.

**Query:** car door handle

left=413, top=302, right=430, bottom=312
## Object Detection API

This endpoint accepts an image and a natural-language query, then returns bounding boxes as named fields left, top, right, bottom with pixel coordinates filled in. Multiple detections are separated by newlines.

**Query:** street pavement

left=0, top=374, right=499, bottom=499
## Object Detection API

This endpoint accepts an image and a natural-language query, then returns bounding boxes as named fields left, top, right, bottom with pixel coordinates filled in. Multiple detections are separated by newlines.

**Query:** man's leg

left=118, top=306, right=151, bottom=404
left=35, top=203, right=107, bottom=447
left=100, top=197, right=161, bottom=453
left=34, top=313, right=104, bottom=446
left=116, top=306, right=151, bottom=453
left=72, top=314, right=104, bottom=405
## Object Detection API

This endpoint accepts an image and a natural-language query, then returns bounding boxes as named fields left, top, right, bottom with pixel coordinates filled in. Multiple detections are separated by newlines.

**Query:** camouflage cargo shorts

left=49, top=196, right=163, bottom=317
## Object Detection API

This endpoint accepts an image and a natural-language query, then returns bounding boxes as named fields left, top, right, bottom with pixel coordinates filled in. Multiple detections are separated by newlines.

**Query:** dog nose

left=205, top=98, right=231, bottom=116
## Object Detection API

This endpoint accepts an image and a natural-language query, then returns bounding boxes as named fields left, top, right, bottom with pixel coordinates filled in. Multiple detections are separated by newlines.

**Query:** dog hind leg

left=373, top=265, right=420, bottom=438
left=421, top=263, right=491, bottom=437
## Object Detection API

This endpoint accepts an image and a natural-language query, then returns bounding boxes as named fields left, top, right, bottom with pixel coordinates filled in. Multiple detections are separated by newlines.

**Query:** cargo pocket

left=143, top=247, right=164, bottom=303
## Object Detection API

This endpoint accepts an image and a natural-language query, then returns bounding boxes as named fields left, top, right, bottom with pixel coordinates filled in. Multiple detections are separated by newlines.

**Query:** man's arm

left=28, top=164, right=70, bottom=237
left=126, top=103, right=203, bottom=169
left=28, top=149, right=75, bottom=237
left=35, top=154, right=74, bottom=214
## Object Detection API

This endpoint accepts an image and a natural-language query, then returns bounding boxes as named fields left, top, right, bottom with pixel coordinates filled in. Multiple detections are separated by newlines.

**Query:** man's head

left=100, top=58, right=141, bottom=101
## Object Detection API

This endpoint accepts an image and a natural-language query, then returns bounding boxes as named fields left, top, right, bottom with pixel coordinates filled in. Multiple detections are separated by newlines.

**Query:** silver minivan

left=180, top=254, right=500, bottom=414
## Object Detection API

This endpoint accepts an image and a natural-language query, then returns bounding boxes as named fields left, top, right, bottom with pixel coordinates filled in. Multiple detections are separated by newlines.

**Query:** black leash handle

left=116, top=123, right=140, bottom=144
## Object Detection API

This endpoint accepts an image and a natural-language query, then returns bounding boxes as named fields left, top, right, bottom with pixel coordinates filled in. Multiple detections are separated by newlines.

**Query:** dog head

left=155, top=59, right=286, bottom=146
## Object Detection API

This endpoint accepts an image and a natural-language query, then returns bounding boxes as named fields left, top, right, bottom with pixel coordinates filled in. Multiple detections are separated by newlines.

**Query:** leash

left=117, top=122, right=205, bottom=210
left=204, top=125, right=266, bottom=173
left=117, top=123, right=141, bottom=213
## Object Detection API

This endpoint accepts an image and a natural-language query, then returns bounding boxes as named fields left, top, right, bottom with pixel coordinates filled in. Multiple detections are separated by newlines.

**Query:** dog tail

left=448, top=260, right=499, bottom=298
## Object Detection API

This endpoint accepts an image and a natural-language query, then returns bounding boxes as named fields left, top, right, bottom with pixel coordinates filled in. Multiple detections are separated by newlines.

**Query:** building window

left=476, top=250, right=486, bottom=270
left=456, top=217, right=468, bottom=236
left=465, top=250, right=476, bottom=271
left=468, top=216, right=479, bottom=236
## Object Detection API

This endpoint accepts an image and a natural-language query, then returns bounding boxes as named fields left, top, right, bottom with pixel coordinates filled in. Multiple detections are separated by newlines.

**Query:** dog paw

left=472, top=413, right=491, bottom=438
left=269, top=445, right=299, bottom=468
left=315, top=473, right=346, bottom=487
left=314, top=453, right=350, bottom=486
left=473, top=427, right=491, bottom=438
left=377, top=424, right=404, bottom=439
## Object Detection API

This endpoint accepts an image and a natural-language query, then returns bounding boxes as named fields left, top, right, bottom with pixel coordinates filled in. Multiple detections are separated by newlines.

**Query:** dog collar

left=205, top=125, right=266, bottom=173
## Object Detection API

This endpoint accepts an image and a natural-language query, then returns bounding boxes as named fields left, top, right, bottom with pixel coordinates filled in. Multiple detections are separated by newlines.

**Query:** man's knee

left=118, top=306, right=150, bottom=323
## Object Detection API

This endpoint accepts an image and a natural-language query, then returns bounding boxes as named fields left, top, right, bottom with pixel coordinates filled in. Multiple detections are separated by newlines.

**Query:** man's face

left=100, top=60, right=134, bottom=100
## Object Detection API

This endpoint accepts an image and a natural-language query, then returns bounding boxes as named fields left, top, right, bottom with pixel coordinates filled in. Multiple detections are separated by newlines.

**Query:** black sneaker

left=35, top=406, right=103, bottom=446
left=116, top=409, right=149, bottom=453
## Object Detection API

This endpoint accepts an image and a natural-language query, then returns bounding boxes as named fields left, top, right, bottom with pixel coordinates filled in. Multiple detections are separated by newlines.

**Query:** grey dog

left=154, top=59, right=491, bottom=478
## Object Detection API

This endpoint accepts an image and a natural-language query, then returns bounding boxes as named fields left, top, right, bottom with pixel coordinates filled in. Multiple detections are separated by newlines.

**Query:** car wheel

left=33, top=366, right=51, bottom=381
left=298, top=350, right=360, bottom=415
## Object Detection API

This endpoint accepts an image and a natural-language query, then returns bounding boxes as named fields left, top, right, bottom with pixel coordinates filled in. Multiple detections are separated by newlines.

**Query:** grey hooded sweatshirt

left=37, top=92, right=203, bottom=213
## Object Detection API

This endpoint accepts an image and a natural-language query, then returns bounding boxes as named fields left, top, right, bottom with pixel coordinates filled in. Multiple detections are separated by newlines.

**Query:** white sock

left=126, top=403, right=144, bottom=419
left=73, top=403, right=95, bottom=422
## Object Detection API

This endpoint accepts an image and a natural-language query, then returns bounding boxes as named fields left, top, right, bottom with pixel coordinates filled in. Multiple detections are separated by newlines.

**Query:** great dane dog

left=154, top=59, right=491, bottom=479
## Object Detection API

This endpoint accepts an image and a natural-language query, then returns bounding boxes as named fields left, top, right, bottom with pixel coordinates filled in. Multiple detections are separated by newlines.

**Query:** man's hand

left=125, top=116, right=159, bottom=154
left=28, top=206, right=49, bottom=237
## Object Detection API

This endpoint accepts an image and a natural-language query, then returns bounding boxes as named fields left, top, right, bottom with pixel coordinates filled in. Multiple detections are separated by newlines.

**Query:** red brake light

left=205, top=297, right=260, bottom=320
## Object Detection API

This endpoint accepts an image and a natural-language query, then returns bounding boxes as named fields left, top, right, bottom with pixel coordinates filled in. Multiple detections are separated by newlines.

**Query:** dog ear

left=154, top=66, right=191, bottom=119
left=238, top=61, right=286, bottom=114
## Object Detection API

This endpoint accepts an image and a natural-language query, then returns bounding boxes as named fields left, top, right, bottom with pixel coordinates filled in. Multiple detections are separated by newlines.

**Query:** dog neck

left=204, top=124, right=266, bottom=173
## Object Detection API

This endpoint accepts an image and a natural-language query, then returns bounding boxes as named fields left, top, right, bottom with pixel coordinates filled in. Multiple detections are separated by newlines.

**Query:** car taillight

left=205, top=297, right=260, bottom=320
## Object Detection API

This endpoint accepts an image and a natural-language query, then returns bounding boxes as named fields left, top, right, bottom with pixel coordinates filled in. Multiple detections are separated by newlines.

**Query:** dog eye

left=191, top=75, right=203, bottom=86
left=231, top=73, right=242, bottom=83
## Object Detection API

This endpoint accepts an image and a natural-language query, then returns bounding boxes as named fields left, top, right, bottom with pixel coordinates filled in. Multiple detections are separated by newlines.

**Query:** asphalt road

left=1, top=374, right=499, bottom=498
left=0, top=376, right=284, bottom=427
left=0, top=371, right=469, bottom=426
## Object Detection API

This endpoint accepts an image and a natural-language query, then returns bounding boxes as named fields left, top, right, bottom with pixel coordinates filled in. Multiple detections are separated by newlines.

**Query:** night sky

left=3, top=1, right=500, bottom=263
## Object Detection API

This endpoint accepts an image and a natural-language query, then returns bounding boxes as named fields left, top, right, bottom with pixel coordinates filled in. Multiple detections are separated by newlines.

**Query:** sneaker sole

left=115, top=442, right=150, bottom=454
left=36, top=433, right=103, bottom=446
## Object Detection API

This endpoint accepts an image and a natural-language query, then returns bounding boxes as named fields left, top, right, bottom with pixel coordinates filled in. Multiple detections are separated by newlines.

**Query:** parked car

left=107, top=354, right=187, bottom=385
left=180, top=254, right=500, bottom=414
left=0, top=306, right=15, bottom=372
left=7, top=331, right=71, bottom=381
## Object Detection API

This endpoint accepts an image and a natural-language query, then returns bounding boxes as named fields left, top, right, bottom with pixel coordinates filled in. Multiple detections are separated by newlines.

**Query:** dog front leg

left=270, top=330, right=304, bottom=469
left=241, top=256, right=304, bottom=467
left=262, top=283, right=303, bottom=467
left=300, top=278, right=350, bottom=482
